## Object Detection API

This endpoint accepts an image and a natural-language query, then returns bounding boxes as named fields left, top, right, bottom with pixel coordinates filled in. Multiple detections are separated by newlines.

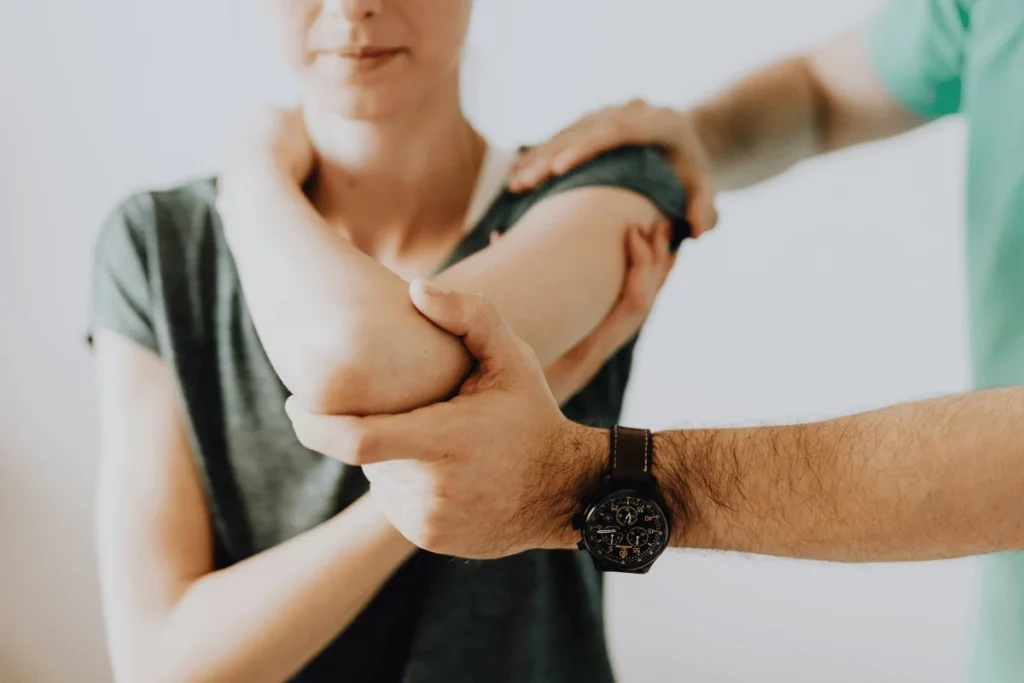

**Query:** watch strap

left=609, top=425, right=653, bottom=488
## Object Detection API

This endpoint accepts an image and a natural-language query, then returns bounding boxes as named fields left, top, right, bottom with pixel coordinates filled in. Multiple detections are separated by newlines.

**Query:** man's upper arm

left=806, top=24, right=929, bottom=151
left=860, top=0, right=968, bottom=120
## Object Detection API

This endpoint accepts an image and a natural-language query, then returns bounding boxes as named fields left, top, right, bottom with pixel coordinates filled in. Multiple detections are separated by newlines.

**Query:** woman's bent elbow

left=287, top=349, right=375, bottom=416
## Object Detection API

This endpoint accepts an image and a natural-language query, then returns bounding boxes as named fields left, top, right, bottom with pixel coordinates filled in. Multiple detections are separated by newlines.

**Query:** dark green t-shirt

left=91, top=146, right=687, bottom=683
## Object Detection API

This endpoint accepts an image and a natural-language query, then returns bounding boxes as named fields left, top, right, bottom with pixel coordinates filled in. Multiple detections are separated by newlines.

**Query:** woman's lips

left=316, top=46, right=406, bottom=77
left=338, top=46, right=404, bottom=59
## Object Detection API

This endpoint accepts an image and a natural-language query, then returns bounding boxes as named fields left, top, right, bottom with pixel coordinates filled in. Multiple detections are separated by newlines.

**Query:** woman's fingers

left=626, top=224, right=654, bottom=270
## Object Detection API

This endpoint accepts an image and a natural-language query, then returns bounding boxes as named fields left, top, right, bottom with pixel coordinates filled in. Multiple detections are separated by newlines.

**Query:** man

left=509, top=3, right=1024, bottom=679
left=289, top=1, right=1024, bottom=679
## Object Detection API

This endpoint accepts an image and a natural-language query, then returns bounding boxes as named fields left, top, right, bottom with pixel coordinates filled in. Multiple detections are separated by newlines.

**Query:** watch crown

left=571, top=514, right=582, bottom=531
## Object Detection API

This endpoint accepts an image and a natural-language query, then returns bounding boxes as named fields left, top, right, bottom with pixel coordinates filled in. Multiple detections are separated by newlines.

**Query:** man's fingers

left=687, top=189, right=718, bottom=237
left=509, top=127, right=580, bottom=192
left=679, top=164, right=719, bottom=238
left=512, top=100, right=675, bottom=192
left=512, top=121, right=640, bottom=192
left=285, top=396, right=449, bottom=466
left=509, top=143, right=565, bottom=192
left=409, top=280, right=526, bottom=371
left=509, top=114, right=628, bottom=191
left=549, top=121, right=639, bottom=176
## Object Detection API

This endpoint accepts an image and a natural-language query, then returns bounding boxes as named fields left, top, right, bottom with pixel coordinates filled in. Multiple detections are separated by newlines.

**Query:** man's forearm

left=644, top=388, right=1024, bottom=562
left=690, top=29, right=925, bottom=193
left=690, top=56, right=827, bottom=191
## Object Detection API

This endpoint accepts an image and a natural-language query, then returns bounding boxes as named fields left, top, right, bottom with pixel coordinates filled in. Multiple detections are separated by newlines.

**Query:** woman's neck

left=304, top=85, right=486, bottom=258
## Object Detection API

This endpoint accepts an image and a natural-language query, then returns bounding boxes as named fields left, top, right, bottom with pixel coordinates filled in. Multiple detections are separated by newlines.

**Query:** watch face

left=583, top=492, right=669, bottom=571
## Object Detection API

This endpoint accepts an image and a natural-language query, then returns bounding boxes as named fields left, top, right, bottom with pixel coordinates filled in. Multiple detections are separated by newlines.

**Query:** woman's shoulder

left=97, top=177, right=221, bottom=255
left=91, top=177, right=227, bottom=352
left=495, top=144, right=690, bottom=246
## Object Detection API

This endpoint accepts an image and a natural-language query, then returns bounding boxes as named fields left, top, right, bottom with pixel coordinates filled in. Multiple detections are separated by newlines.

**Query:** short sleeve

left=509, top=145, right=691, bottom=250
left=863, top=0, right=970, bottom=119
left=90, top=194, right=159, bottom=353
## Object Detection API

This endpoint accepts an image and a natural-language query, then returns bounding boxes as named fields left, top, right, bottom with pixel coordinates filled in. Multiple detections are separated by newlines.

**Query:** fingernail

left=415, top=279, right=446, bottom=297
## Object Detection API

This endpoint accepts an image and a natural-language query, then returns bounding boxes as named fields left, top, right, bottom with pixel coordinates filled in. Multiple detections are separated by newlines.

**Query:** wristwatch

left=573, top=426, right=672, bottom=574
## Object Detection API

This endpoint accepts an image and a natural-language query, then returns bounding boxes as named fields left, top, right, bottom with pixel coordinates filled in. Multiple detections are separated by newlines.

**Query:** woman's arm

left=219, top=109, right=670, bottom=416
left=499, top=220, right=675, bottom=405
left=94, top=331, right=415, bottom=683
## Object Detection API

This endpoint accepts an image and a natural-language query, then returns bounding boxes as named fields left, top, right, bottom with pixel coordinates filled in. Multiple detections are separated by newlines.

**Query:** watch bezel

left=579, top=488, right=671, bottom=572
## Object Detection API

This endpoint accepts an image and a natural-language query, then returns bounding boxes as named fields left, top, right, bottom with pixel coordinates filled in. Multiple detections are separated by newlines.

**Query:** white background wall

left=0, top=1, right=975, bottom=682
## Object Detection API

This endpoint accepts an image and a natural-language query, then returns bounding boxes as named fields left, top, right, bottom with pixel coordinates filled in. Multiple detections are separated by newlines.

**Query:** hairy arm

left=632, top=388, right=1024, bottom=562
left=508, top=28, right=924, bottom=235
left=221, top=154, right=663, bottom=417
left=95, top=331, right=414, bottom=683
left=278, top=289, right=1023, bottom=563
left=693, top=29, right=923, bottom=190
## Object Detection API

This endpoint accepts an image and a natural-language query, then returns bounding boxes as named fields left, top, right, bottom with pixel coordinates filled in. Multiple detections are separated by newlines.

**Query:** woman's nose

left=322, top=0, right=382, bottom=20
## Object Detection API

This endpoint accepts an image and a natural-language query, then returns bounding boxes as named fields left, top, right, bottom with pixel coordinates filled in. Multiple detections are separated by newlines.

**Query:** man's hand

left=285, top=281, right=606, bottom=559
left=508, top=100, right=719, bottom=237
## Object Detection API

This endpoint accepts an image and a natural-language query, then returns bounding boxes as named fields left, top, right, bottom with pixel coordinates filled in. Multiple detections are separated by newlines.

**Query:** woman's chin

left=304, top=84, right=417, bottom=122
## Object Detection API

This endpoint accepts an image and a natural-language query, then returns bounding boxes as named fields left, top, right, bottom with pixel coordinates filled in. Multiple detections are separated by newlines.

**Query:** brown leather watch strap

left=609, top=425, right=653, bottom=486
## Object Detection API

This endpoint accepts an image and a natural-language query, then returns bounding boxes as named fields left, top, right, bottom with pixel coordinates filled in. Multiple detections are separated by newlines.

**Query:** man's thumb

left=409, top=279, right=524, bottom=368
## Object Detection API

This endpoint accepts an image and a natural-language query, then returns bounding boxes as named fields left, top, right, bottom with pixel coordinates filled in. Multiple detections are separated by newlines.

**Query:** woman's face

left=268, top=0, right=473, bottom=119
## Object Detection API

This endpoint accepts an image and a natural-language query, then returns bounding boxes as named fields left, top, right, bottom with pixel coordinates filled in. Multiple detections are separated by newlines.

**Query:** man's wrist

left=540, top=425, right=703, bottom=555
left=539, top=421, right=607, bottom=551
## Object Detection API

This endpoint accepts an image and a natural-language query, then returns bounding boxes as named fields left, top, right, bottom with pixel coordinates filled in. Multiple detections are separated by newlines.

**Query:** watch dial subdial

left=627, top=527, right=650, bottom=548
left=615, top=506, right=639, bottom=526
left=595, top=527, right=623, bottom=541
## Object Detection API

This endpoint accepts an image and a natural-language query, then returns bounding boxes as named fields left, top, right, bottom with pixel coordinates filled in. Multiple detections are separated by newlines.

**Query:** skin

left=288, top=283, right=1024, bottom=564
left=508, top=29, right=921, bottom=236
left=281, top=24, right=1022, bottom=564
left=95, top=0, right=677, bottom=680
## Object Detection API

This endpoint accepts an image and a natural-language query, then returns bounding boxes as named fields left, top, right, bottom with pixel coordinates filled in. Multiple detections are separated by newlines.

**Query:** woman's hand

left=218, top=106, right=318, bottom=241
left=507, top=100, right=719, bottom=237
left=493, top=218, right=676, bottom=404
left=225, top=106, right=316, bottom=185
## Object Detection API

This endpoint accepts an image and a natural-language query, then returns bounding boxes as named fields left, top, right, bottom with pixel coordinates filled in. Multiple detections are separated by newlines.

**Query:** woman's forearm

left=220, top=163, right=471, bottom=416
left=148, top=495, right=414, bottom=683
left=222, top=164, right=657, bottom=417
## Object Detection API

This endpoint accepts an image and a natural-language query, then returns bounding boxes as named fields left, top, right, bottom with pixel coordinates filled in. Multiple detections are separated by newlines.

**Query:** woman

left=90, top=1, right=688, bottom=681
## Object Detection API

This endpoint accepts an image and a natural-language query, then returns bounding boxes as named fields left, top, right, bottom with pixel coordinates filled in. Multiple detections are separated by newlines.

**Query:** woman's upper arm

left=435, top=145, right=687, bottom=364
left=435, top=186, right=666, bottom=364
left=94, top=330, right=213, bottom=678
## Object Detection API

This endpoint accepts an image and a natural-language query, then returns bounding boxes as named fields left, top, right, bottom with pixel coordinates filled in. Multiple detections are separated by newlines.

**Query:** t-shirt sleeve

left=863, top=0, right=969, bottom=119
left=90, top=194, right=160, bottom=353
left=508, top=145, right=691, bottom=250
